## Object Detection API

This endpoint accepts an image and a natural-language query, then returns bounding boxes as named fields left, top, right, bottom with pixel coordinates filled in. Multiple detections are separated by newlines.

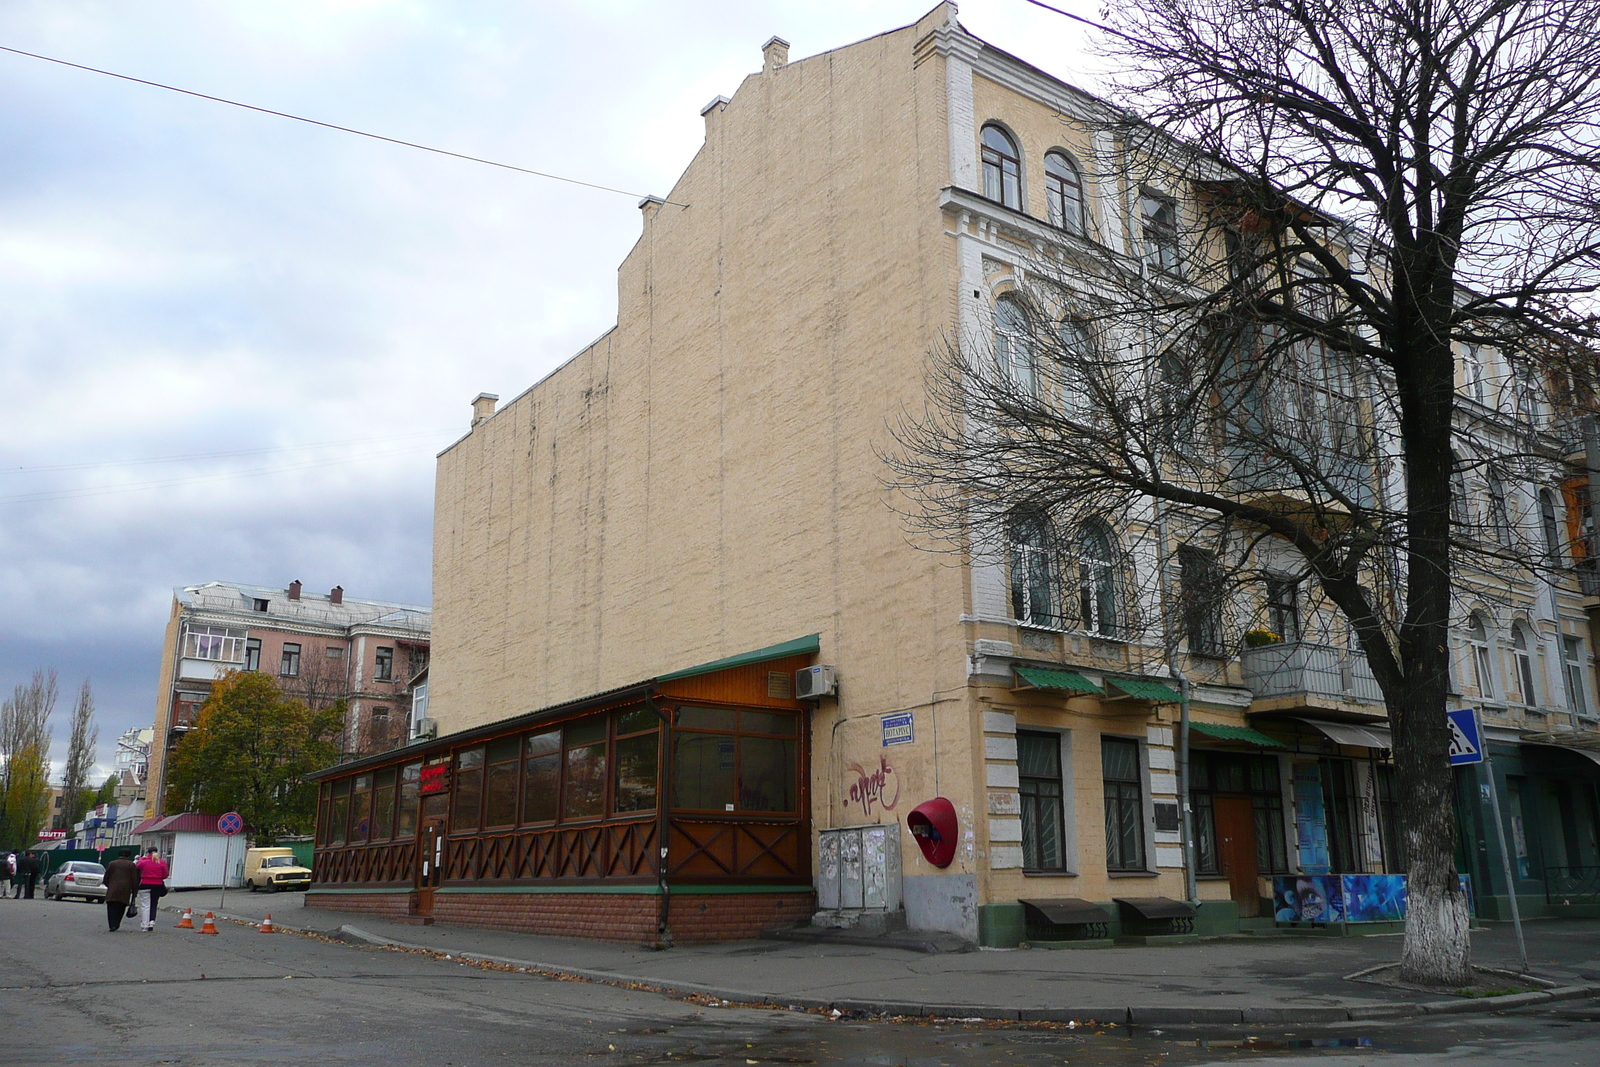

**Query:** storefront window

left=564, top=717, right=607, bottom=819
left=613, top=707, right=660, bottom=814
left=454, top=747, right=485, bottom=831
left=484, top=737, right=521, bottom=827
left=396, top=763, right=421, bottom=838
left=672, top=706, right=799, bottom=813
left=371, top=767, right=396, bottom=841
left=329, top=779, right=349, bottom=847
left=316, top=784, right=330, bottom=846
left=523, top=730, right=560, bottom=823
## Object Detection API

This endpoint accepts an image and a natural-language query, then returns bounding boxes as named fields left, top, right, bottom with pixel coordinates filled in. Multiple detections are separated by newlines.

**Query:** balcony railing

left=1241, top=640, right=1384, bottom=706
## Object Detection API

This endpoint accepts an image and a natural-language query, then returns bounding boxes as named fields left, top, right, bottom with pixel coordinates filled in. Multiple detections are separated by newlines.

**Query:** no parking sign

left=218, top=812, right=243, bottom=835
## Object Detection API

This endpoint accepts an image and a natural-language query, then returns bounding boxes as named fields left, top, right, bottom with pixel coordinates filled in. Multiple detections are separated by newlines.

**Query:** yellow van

left=243, top=847, right=312, bottom=892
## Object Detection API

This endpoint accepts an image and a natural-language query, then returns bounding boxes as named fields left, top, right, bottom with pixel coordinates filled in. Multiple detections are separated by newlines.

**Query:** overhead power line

left=0, top=43, right=687, bottom=207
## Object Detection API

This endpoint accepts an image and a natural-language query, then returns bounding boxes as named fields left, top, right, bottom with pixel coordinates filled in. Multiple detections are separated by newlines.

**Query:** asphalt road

left=6, top=896, right=1600, bottom=1066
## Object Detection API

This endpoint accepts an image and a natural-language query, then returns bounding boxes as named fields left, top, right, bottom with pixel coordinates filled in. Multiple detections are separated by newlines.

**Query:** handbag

left=125, top=901, right=138, bottom=919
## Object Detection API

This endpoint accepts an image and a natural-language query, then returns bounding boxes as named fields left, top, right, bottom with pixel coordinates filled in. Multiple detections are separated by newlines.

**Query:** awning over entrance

left=1189, top=721, right=1286, bottom=748
left=1291, top=717, right=1392, bottom=750
left=1013, top=666, right=1104, bottom=695
left=1521, top=741, right=1600, bottom=769
left=1106, top=676, right=1183, bottom=702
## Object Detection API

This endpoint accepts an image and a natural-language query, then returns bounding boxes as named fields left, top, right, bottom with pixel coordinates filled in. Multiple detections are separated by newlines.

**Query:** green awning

left=1106, top=676, right=1183, bottom=702
left=1014, top=666, right=1104, bottom=695
left=1189, top=721, right=1286, bottom=748
left=656, top=633, right=821, bottom=681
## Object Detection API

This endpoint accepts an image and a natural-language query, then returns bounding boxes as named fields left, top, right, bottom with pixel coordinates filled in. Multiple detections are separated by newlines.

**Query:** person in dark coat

left=102, top=853, right=140, bottom=932
left=16, top=851, right=39, bottom=898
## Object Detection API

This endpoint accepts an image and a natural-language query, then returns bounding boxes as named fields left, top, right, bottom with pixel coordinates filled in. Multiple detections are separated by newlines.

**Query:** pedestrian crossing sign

left=1447, top=708, right=1484, bottom=766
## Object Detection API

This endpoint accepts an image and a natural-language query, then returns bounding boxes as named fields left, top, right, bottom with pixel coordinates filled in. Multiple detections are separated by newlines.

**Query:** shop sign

left=881, top=712, right=914, bottom=747
left=36, top=830, right=66, bottom=840
left=419, top=763, right=451, bottom=795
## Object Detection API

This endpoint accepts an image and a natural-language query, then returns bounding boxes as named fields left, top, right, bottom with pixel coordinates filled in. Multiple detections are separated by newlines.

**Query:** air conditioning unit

left=411, top=716, right=438, bottom=740
left=795, top=665, right=837, bottom=700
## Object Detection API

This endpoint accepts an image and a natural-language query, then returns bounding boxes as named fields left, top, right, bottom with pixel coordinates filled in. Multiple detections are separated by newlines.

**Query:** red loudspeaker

left=906, top=797, right=958, bottom=868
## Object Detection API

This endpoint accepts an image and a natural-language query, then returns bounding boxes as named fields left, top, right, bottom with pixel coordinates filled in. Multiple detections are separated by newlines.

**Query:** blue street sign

left=1447, top=708, right=1484, bottom=766
left=881, top=712, right=915, bottom=747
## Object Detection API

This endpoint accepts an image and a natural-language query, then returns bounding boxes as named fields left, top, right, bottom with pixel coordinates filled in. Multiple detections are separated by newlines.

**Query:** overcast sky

left=0, top=1, right=1101, bottom=782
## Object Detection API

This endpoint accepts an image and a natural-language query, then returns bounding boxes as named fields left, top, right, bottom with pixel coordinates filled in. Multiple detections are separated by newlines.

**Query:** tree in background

left=93, top=774, right=119, bottom=808
left=0, top=670, right=58, bottom=849
left=164, top=671, right=342, bottom=844
left=59, top=679, right=99, bottom=829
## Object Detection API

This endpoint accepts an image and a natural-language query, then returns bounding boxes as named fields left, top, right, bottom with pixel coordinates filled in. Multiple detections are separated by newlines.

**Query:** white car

left=44, top=861, right=106, bottom=902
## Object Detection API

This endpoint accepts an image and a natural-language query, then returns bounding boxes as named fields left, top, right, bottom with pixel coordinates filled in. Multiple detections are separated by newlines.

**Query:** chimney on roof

left=330, top=585, right=343, bottom=605
left=762, top=36, right=790, bottom=74
left=288, top=580, right=302, bottom=601
left=472, top=392, right=499, bottom=428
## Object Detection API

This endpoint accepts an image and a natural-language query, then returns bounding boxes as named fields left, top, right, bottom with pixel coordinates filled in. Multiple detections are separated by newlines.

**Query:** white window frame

left=182, top=625, right=247, bottom=663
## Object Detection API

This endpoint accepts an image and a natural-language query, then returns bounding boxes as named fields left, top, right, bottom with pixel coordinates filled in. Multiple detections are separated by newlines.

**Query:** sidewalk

left=160, top=889, right=1600, bottom=1025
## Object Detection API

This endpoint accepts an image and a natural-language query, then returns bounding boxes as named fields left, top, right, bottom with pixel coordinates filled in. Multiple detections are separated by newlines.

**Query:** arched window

left=1486, top=468, right=1510, bottom=547
left=981, top=125, right=1022, bottom=210
left=1449, top=451, right=1469, bottom=529
left=1512, top=622, right=1539, bottom=707
left=1010, top=513, right=1059, bottom=626
left=1539, top=488, right=1562, bottom=566
left=1044, top=151, right=1085, bottom=234
left=1467, top=614, right=1496, bottom=700
left=1059, top=317, right=1094, bottom=415
left=995, top=295, right=1036, bottom=397
left=1077, top=521, right=1119, bottom=636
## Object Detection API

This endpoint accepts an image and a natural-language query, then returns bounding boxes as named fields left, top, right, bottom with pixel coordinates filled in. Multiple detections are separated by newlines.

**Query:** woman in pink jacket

left=134, top=848, right=170, bottom=931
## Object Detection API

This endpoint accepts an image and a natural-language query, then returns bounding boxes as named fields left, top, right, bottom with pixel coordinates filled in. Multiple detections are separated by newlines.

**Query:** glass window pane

left=526, top=729, right=561, bottom=757
left=1017, top=732, right=1061, bottom=778
left=565, top=716, right=607, bottom=746
left=487, top=737, right=521, bottom=764
left=350, top=778, right=372, bottom=843
left=740, top=711, right=796, bottom=736
left=484, top=759, right=519, bottom=826
left=329, top=795, right=348, bottom=847
left=1102, top=737, right=1140, bottom=781
left=456, top=747, right=484, bottom=770
left=372, top=768, right=396, bottom=841
left=616, top=706, right=658, bottom=735
left=738, top=737, right=796, bottom=812
left=522, top=753, right=559, bottom=823
left=563, top=742, right=607, bottom=819
left=672, top=732, right=737, bottom=810
left=396, top=763, right=420, bottom=838
left=676, top=706, right=737, bottom=731
left=454, top=768, right=483, bottom=831
left=613, top=733, right=660, bottom=813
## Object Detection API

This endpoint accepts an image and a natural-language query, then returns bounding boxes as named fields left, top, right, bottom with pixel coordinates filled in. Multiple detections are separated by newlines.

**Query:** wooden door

left=415, top=816, right=447, bottom=917
left=1214, top=796, right=1261, bottom=918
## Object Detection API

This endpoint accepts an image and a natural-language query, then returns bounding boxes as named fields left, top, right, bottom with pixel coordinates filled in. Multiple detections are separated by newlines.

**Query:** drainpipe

left=1152, top=497, right=1201, bottom=908
left=646, top=694, right=673, bottom=947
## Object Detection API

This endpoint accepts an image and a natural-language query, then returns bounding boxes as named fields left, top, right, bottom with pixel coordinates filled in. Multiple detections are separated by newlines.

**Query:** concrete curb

left=315, top=920, right=1600, bottom=1025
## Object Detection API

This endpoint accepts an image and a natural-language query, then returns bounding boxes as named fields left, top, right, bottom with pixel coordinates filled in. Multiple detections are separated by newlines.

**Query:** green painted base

left=1192, top=900, right=1240, bottom=936
left=978, top=902, right=1026, bottom=948
left=1021, top=938, right=1116, bottom=949
left=1117, top=932, right=1199, bottom=945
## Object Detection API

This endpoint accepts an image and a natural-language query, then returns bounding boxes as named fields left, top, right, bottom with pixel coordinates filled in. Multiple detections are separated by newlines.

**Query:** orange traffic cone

left=175, top=908, right=195, bottom=929
left=198, top=911, right=219, bottom=935
left=259, top=914, right=275, bottom=934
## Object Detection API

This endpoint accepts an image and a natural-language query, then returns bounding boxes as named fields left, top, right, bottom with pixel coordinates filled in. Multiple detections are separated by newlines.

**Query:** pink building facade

left=147, top=580, right=431, bottom=817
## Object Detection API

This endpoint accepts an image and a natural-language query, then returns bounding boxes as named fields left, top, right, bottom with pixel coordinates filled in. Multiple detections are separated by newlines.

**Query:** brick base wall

left=305, top=891, right=414, bottom=920
left=306, top=888, right=814, bottom=944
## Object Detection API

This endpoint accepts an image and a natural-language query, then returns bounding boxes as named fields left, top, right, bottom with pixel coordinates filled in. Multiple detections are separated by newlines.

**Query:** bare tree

left=59, top=679, right=99, bottom=829
left=892, top=0, right=1600, bottom=984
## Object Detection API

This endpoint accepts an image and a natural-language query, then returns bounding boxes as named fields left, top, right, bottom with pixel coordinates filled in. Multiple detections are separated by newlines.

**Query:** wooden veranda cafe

left=306, top=636, right=818, bottom=943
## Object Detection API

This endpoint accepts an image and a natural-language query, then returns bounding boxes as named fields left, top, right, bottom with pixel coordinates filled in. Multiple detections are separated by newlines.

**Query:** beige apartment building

left=148, top=580, right=431, bottom=817
left=317, top=2, right=1599, bottom=946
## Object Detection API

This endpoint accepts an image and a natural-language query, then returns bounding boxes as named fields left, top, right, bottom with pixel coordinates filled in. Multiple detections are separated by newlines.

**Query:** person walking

left=103, top=852, right=140, bottom=932
left=134, top=847, right=169, bottom=931
left=6, top=852, right=18, bottom=899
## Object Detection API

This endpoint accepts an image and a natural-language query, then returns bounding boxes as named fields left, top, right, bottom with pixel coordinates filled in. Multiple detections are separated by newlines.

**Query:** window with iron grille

left=1018, top=731, right=1067, bottom=871
left=1101, top=736, right=1146, bottom=871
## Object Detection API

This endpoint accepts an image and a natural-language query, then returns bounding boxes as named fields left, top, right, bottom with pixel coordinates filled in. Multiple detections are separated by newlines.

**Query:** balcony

left=1241, top=640, right=1384, bottom=710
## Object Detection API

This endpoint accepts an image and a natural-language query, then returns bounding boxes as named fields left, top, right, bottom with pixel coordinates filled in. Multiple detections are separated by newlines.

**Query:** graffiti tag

left=846, top=755, right=900, bottom=817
